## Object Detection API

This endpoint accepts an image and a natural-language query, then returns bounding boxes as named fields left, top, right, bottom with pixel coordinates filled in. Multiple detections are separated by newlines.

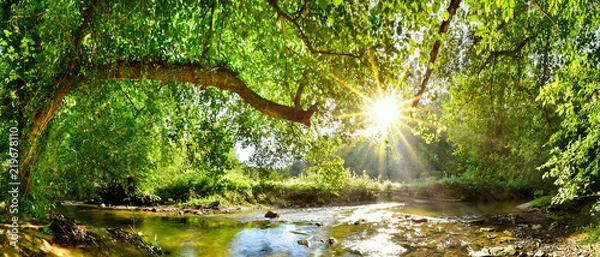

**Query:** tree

left=1, top=0, right=468, bottom=207
left=3, top=0, right=599, bottom=214
left=1, top=0, right=364, bottom=207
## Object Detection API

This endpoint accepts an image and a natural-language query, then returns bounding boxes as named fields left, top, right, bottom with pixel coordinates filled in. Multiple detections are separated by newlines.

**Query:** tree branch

left=477, top=37, right=531, bottom=74
left=97, top=61, right=319, bottom=126
left=291, top=0, right=307, bottom=21
left=266, top=0, right=359, bottom=58
left=294, top=83, right=305, bottom=109
left=532, top=0, right=559, bottom=31
left=412, top=0, right=462, bottom=107
left=72, top=0, right=100, bottom=65
left=20, top=61, right=319, bottom=193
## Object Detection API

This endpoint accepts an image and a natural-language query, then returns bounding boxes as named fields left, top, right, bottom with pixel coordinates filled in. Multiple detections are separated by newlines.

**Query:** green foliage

left=538, top=55, right=600, bottom=205
left=2, top=0, right=600, bottom=219
left=529, top=195, right=554, bottom=208
left=304, top=136, right=347, bottom=193
left=29, top=81, right=241, bottom=209
left=582, top=222, right=600, bottom=243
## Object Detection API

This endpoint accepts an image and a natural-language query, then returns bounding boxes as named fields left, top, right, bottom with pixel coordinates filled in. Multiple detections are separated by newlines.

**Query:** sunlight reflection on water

left=56, top=201, right=522, bottom=257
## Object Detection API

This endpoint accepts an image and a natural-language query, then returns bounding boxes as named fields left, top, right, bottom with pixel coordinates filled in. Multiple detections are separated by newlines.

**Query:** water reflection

left=56, top=201, right=521, bottom=257
left=229, top=223, right=312, bottom=257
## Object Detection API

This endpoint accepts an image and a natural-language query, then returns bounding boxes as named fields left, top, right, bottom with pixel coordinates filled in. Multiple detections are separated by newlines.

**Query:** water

left=55, top=200, right=523, bottom=257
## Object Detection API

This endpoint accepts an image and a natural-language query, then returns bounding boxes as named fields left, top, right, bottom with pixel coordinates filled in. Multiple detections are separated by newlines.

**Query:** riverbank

left=3, top=200, right=599, bottom=257
left=2, top=175, right=599, bottom=257
left=3, top=196, right=599, bottom=257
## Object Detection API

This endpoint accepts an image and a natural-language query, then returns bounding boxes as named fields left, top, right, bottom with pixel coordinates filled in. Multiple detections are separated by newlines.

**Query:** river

left=53, top=200, right=533, bottom=257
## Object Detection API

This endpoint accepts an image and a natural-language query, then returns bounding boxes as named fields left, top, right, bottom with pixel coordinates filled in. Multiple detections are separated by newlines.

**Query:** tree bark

left=412, top=0, right=462, bottom=107
left=96, top=61, right=318, bottom=125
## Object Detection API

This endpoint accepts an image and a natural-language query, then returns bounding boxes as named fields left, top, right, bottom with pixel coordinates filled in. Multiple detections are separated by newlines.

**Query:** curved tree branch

left=477, top=37, right=531, bottom=75
left=291, top=0, right=307, bottom=21
left=96, top=61, right=318, bottom=126
left=266, top=0, right=359, bottom=58
left=532, top=0, right=559, bottom=31
left=412, top=0, right=462, bottom=107
left=20, top=60, right=319, bottom=195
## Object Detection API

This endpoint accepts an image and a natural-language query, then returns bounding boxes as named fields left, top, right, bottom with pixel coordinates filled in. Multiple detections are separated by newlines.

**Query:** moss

left=529, top=195, right=554, bottom=207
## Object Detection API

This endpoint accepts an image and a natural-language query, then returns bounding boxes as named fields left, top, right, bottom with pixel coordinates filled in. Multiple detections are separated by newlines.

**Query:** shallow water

left=55, top=200, right=523, bottom=257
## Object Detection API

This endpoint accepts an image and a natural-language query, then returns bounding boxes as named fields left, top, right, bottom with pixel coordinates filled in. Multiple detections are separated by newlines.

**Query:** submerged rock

left=298, top=236, right=312, bottom=247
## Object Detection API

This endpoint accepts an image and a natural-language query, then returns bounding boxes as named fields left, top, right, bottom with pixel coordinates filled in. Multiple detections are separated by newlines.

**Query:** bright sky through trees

left=366, top=95, right=401, bottom=135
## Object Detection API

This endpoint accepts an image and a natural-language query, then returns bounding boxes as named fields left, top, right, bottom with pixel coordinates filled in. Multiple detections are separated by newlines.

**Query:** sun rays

left=329, top=51, right=432, bottom=180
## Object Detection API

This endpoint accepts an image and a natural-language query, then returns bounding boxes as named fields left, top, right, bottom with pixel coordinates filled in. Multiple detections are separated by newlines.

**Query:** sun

left=367, top=95, right=401, bottom=133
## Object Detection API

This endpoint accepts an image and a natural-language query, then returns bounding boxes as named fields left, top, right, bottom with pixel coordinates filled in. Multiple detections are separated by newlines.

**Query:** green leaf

left=441, top=11, right=450, bottom=21
left=333, top=0, right=342, bottom=6
left=318, top=0, right=329, bottom=9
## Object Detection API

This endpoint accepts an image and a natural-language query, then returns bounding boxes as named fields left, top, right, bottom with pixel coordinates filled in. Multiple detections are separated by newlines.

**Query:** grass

left=130, top=167, right=537, bottom=209
left=582, top=222, right=600, bottom=243
left=169, top=171, right=385, bottom=208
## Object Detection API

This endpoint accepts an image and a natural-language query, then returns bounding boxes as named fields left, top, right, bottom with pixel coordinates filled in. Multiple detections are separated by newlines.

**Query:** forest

left=0, top=0, right=599, bottom=255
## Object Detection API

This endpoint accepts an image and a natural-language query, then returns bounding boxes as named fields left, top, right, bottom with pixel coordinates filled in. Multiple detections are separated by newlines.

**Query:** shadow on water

left=56, top=201, right=523, bottom=257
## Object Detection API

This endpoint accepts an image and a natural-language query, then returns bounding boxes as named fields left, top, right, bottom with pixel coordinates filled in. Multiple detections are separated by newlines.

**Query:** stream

left=52, top=200, right=541, bottom=257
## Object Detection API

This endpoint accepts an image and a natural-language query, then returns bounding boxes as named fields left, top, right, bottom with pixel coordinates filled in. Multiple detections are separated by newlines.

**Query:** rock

left=468, top=248, right=491, bottom=257
left=264, top=210, right=279, bottom=218
left=531, top=224, right=543, bottom=230
left=208, top=201, right=220, bottom=210
left=353, top=219, right=367, bottom=225
left=470, top=245, right=517, bottom=257
left=315, top=222, right=323, bottom=227
left=465, top=218, right=487, bottom=224
left=99, top=203, right=106, bottom=208
left=516, top=202, right=532, bottom=211
left=549, top=221, right=559, bottom=231
left=84, top=198, right=97, bottom=204
left=480, top=227, right=495, bottom=232
left=327, top=237, right=337, bottom=245
left=297, top=237, right=311, bottom=247
left=411, top=217, right=428, bottom=223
